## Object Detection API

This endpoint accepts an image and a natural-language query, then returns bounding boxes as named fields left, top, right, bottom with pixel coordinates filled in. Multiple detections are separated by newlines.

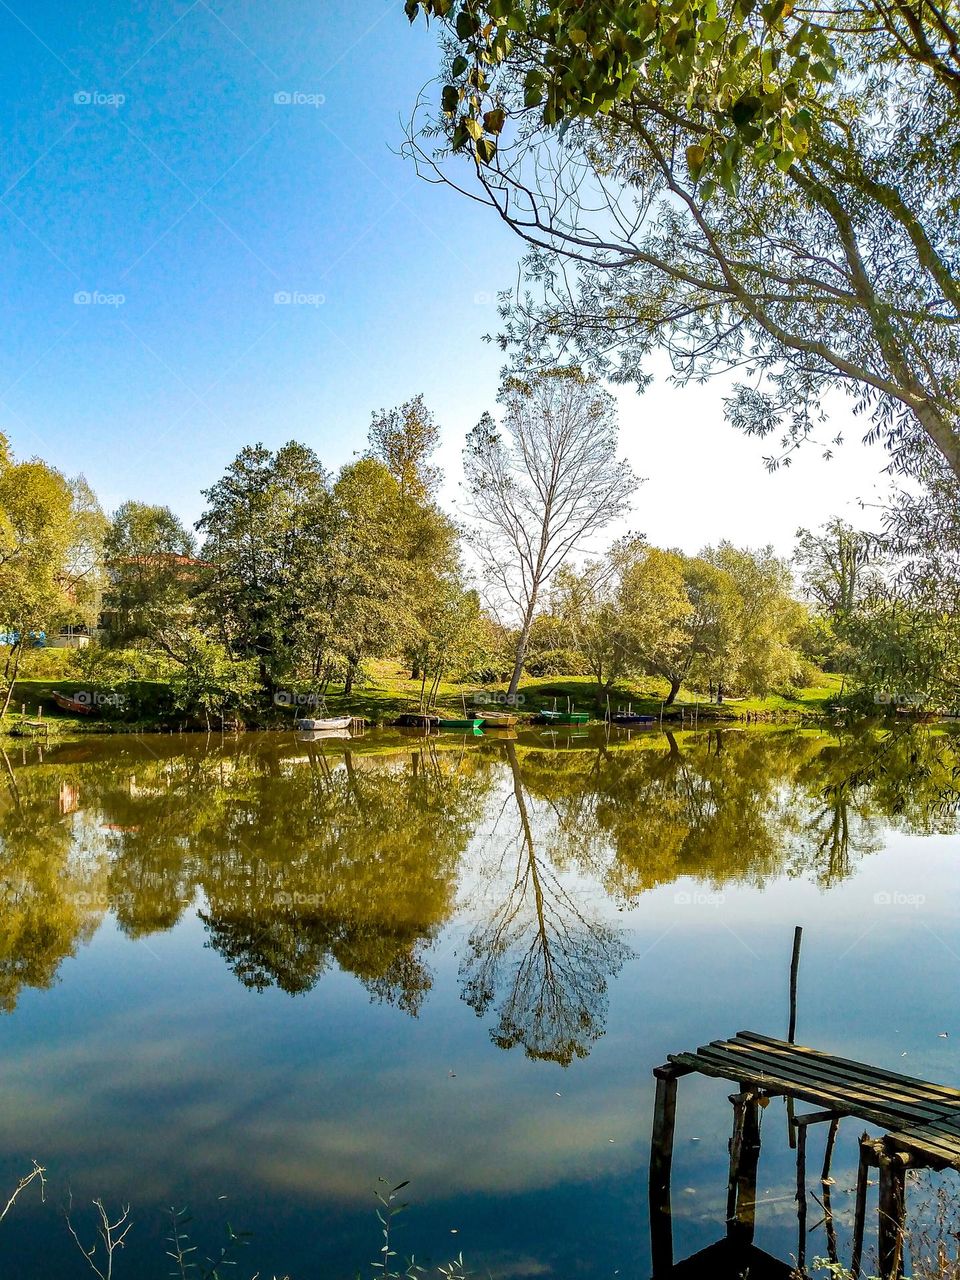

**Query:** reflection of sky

left=1, top=761, right=959, bottom=1277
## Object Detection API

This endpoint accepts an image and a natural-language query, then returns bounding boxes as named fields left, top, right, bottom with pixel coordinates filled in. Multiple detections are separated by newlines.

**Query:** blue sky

left=1, top=0, right=890, bottom=552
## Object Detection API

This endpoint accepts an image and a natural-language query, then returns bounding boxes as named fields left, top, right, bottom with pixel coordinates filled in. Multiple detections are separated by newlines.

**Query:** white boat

left=294, top=716, right=352, bottom=732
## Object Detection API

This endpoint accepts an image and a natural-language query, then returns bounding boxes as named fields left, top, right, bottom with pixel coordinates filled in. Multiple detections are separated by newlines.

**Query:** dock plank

left=668, top=1031, right=960, bottom=1170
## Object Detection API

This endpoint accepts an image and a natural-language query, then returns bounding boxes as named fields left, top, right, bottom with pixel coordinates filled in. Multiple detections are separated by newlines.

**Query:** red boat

left=51, top=691, right=94, bottom=715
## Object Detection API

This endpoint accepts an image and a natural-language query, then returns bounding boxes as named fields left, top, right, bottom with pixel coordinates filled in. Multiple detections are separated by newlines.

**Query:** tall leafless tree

left=463, top=366, right=639, bottom=696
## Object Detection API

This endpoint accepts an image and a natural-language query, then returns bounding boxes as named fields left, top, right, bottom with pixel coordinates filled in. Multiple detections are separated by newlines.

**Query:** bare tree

left=464, top=366, right=639, bottom=696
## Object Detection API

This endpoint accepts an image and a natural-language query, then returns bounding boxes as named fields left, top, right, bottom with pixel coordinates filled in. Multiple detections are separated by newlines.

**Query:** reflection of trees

left=0, top=748, right=106, bottom=1012
left=0, top=726, right=957, bottom=1018
left=461, top=742, right=630, bottom=1066
left=193, top=744, right=488, bottom=1009
left=0, top=736, right=490, bottom=1015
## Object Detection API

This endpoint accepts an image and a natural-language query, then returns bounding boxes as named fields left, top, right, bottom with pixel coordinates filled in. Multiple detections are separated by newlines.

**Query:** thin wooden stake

left=796, top=1120, right=808, bottom=1271
left=789, top=925, right=803, bottom=1043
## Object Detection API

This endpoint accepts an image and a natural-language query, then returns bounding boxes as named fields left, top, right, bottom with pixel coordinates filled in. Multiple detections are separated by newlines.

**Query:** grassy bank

left=1, top=661, right=846, bottom=735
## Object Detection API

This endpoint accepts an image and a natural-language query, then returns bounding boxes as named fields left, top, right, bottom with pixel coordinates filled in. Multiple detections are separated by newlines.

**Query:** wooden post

left=727, top=1091, right=762, bottom=1249
left=822, top=1115, right=841, bottom=1264
left=878, top=1151, right=908, bottom=1280
left=726, top=1094, right=746, bottom=1228
left=787, top=925, right=803, bottom=1149
left=852, top=1136, right=880, bottom=1279
left=788, top=925, right=803, bottom=1043
left=795, top=1120, right=808, bottom=1271
left=649, top=1067, right=680, bottom=1278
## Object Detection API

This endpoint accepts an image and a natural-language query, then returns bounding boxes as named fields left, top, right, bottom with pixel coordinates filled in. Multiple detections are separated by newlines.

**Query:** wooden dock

left=650, top=1030, right=960, bottom=1279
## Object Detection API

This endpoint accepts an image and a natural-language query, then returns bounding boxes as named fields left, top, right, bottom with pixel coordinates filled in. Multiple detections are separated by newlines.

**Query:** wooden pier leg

left=796, top=1119, right=808, bottom=1272
left=726, top=1095, right=746, bottom=1230
left=728, top=1092, right=762, bottom=1249
left=821, top=1116, right=841, bottom=1265
left=878, top=1152, right=907, bottom=1280
left=852, top=1136, right=878, bottom=1280
left=649, top=1067, right=680, bottom=1279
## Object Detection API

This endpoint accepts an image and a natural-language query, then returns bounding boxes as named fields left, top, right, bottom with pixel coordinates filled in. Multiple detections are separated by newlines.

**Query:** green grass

left=314, top=662, right=845, bottom=725
left=0, top=661, right=846, bottom=734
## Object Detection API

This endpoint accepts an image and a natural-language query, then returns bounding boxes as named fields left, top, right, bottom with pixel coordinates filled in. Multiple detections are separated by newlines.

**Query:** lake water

left=0, top=725, right=958, bottom=1278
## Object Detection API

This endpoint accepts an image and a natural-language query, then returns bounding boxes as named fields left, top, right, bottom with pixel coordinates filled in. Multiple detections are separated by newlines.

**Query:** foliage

left=101, top=501, right=198, bottom=647
left=404, top=0, right=960, bottom=486
left=197, top=442, right=335, bottom=687
left=167, top=628, right=261, bottom=727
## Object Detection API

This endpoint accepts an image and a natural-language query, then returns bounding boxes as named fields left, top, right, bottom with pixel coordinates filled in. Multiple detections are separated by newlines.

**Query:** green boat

left=437, top=717, right=485, bottom=730
left=539, top=709, right=590, bottom=725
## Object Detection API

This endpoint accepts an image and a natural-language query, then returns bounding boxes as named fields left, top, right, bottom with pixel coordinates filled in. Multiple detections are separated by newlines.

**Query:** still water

left=0, top=725, right=958, bottom=1278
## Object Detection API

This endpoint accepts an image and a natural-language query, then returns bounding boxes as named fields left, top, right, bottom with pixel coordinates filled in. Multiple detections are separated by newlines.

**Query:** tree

left=464, top=366, right=639, bottom=696
left=324, top=458, right=419, bottom=693
left=197, top=443, right=335, bottom=687
left=61, top=476, right=108, bottom=631
left=102, top=501, right=198, bottom=645
left=0, top=443, right=78, bottom=712
left=366, top=399, right=465, bottom=684
left=699, top=543, right=808, bottom=699
left=547, top=555, right=630, bottom=691
left=368, top=393, right=441, bottom=500
left=404, top=0, right=960, bottom=486
left=795, top=520, right=882, bottom=622
left=167, top=627, right=261, bottom=730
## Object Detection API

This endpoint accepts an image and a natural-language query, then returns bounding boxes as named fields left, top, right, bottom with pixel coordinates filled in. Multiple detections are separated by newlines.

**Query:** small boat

left=296, top=727, right=352, bottom=740
left=295, top=716, right=352, bottom=731
left=612, top=712, right=656, bottom=726
left=479, top=710, right=518, bottom=727
left=51, top=691, right=95, bottom=715
left=539, top=709, right=590, bottom=724
left=437, top=717, right=484, bottom=730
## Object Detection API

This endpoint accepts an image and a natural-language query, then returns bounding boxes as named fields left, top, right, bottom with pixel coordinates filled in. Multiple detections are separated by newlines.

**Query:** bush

left=524, top=648, right=589, bottom=676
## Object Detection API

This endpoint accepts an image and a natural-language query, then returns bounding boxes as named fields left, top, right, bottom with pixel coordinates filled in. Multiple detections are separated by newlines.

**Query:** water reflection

left=0, top=726, right=958, bottom=1060
left=461, top=741, right=631, bottom=1065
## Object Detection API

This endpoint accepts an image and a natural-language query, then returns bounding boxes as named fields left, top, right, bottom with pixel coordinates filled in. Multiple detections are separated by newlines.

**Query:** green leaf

left=451, top=54, right=469, bottom=77
left=441, top=85, right=459, bottom=113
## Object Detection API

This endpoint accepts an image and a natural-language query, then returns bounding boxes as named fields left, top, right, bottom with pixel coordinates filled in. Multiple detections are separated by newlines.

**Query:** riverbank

left=0, top=664, right=846, bottom=735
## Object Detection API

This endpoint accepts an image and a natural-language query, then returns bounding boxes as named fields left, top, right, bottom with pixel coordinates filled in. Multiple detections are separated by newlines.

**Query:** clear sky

left=1, top=0, right=891, bottom=555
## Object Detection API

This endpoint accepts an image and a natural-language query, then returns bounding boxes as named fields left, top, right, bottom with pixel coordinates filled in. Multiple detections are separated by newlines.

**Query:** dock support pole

left=852, top=1136, right=880, bottom=1279
left=649, top=1067, right=679, bottom=1279
left=796, top=1119, right=807, bottom=1271
left=727, top=1090, right=762, bottom=1249
left=878, top=1151, right=907, bottom=1280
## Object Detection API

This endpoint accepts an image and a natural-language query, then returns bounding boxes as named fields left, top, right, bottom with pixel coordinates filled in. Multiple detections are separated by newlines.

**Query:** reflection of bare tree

left=461, top=742, right=630, bottom=1066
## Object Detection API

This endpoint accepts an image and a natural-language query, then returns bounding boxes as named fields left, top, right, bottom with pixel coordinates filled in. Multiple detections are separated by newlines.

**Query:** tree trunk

left=664, top=676, right=682, bottom=706
left=410, top=662, right=421, bottom=681
left=717, top=683, right=725, bottom=704
left=0, top=643, right=23, bottom=720
left=344, top=665, right=355, bottom=696
left=507, top=593, right=540, bottom=698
